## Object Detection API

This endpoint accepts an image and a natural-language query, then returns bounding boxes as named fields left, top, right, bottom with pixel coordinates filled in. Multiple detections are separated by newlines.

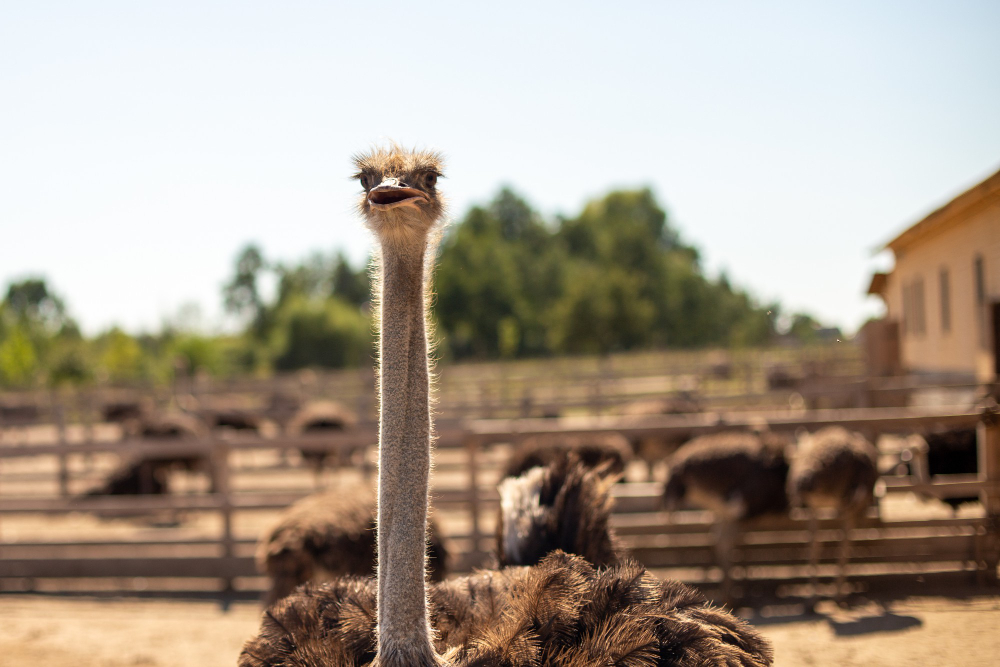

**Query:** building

left=868, top=168, right=1000, bottom=382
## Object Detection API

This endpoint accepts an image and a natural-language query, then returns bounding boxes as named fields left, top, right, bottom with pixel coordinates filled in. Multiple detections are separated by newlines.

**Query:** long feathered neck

left=374, top=237, right=440, bottom=666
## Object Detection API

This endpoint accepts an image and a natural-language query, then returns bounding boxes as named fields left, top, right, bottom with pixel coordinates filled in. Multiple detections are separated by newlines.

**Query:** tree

left=331, top=252, right=370, bottom=307
left=270, top=295, right=372, bottom=370
left=223, top=244, right=267, bottom=335
left=435, top=189, right=562, bottom=358
left=0, top=325, right=37, bottom=386
left=4, top=278, right=67, bottom=330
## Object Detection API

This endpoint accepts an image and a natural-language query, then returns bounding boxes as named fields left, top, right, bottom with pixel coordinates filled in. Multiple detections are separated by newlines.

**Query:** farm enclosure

left=1, top=345, right=997, bottom=604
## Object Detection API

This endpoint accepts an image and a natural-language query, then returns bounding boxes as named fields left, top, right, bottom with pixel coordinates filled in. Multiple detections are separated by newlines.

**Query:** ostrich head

left=353, top=146, right=445, bottom=248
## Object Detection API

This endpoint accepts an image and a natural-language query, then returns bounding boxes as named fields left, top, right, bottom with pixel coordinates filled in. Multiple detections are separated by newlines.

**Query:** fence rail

left=1, top=402, right=997, bottom=599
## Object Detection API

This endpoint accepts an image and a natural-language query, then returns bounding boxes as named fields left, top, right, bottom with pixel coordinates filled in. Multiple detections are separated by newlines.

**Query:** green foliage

left=95, top=328, right=148, bottom=382
left=436, top=188, right=566, bottom=358
left=223, top=244, right=266, bottom=331
left=0, top=325, right=38, bottom=386
left=270, top=295, right=372, bottom=371
left=0, top=186, right=837, bottom=387
left=5, top=278, right=67, bottom=330
left=47, top=324, right=92, bottom=386
left=0, top=278, right=80, bottom=387
left=548, top=264, right=656, bottom=354
left=332, top=252, right=371, bottom=307
left=433, top=186, right=778, bottom=359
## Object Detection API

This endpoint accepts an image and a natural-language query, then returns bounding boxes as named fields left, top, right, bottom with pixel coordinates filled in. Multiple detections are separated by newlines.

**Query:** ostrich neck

left=375, top=240, right=438, bottom=665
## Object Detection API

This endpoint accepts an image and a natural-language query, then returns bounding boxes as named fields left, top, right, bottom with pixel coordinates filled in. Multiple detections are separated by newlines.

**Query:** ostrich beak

left=368, top=183, right=430, bottom=211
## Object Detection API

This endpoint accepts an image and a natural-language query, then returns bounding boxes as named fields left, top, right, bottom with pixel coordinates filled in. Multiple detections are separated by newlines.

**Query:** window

left=975, top=255, right=986, bottom=305
left=940, top=268, right=951, bottom=333
left=901, top=277, right=926, bottom=337
left=975, top=255, right=986, bottom=347
left=901, top=282, right=910, bottom=336
left=913, top=277, right=926, bottom=336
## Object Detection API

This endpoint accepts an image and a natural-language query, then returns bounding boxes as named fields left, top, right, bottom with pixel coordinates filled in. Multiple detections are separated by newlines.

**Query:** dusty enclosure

left=0, top=589, right=997, bottom=667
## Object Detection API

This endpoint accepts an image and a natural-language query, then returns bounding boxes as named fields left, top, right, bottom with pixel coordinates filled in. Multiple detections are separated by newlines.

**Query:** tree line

left=0, top=188, right=836, bottom=387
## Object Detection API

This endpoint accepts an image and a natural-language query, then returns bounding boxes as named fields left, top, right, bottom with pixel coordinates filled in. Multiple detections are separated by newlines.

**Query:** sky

left=2, top=1, right=999, bottom=336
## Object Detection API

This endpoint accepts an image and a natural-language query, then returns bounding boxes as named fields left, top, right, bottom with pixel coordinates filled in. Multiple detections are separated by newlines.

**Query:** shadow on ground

left=827, top=611, right=922, bottom=636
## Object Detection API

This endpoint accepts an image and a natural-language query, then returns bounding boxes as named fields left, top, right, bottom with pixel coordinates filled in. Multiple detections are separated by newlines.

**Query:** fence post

left=978, top=407, right=1000, bottom=583
left=465, top=432, right=483, bottom=568
left=55, top=398, right=69, bottom=497
left=82, top=389, right=96, bottom=471
left=212, top=440, right=235, bottom=592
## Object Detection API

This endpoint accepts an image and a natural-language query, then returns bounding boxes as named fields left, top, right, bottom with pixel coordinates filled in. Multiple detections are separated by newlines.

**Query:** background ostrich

left=190, top=394, right=275, bottom=434
left=86, top=410, right=213, bottom=497
left=663, top=429, right=791, bottom=601
left=901, top=427, right=979, bottom=512
left=284, top=400, right=363, bottom=482
left=619, top=390, right=703, bottom=479
left=257, top=482, right=449, bottom=606
left=100, top=397, right=152, bottom=423
left=787, top=426, right=878, bottom=604
left=495, top=453, right=622, bottom=568
left=239, top=146, right=772, bottom=667
left=502, top=431, right=632, bottom=480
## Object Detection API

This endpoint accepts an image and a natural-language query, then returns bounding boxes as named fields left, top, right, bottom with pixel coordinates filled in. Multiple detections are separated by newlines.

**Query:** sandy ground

left=0, top=592, right=997, bottom=667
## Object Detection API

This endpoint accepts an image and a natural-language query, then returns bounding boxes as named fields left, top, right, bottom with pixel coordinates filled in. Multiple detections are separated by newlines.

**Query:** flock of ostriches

left=81, top=147, right=981, bottom=667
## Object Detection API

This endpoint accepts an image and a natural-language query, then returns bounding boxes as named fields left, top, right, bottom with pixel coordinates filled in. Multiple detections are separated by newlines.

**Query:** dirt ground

left=0, top=591, right=997, bottom=667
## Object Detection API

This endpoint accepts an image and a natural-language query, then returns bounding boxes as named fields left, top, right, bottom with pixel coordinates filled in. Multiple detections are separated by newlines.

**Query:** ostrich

left=87, top=410, right=212, bottom=497
left=285, top=400, right=364, bottom=482
left=100, top=397, right=152, bottom=423
left=902, top=428, right=979, bottom=512
left=194, top=395, right=274, bottom=434
left=620, top=390, right=703, bottom=480
left=496, top=453, right=622, bottom=568
left=502, top=431, right=633, bottom=480
left=239, top=146, right=772, bottom=667
left=257, top=482, right=449, bottom=606
left=787, top=426, right=878, bottom=605
left=663, top=430, right=791, bottom=601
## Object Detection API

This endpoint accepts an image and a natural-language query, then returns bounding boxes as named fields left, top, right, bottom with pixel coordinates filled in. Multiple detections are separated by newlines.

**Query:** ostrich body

left=496, top=455, right=622, bottom=568
left=285, top=400, right=363, bottom=482
left=663, top=430, right=790, bottom=600
left=258, top=484, right=449, bottom=606
left=502, top=431, right=633, bottom=480
left=788, top=426, right=878, bottom=602
left=87, top=410, right=211, bottom=497
left=620, top=391, right=703, bottom=480
left=239, top=146, right=773, bottom=667
left=904, top=428, right=979, bottom=511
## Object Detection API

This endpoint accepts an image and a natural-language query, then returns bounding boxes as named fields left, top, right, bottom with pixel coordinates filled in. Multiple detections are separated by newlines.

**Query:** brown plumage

left=787, top=426, right=877, bottom=516
left=904, top=428, right=979, bottom=511
left=663, top=430, right=790, bottom=601
left=787, top=426, right=878, bottom=602
left=101, top=398, right=151, bottom=423
left=124, top=410, right=208, bottom=440
left=503, top=432, right=633, bottom=480
left=663, top=431, right=790, bottom=519
left=285, top=400, right=361, bottom=474
left=87, top=411, right=211, bottom=497
left=239, top=146, right=773, bottom=667
left=258, top=484, right=449, bottom=606
left=620, top=392, right=703, bottom=479
left=240, top=551, right=773, bottom=667
left=496, top=456, right=622, bottom=568
left=85, top=458, right=171, bottom=496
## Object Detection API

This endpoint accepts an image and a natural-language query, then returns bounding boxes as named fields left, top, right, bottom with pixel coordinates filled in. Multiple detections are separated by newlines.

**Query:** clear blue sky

left=2, top=1, right=998, bottom=336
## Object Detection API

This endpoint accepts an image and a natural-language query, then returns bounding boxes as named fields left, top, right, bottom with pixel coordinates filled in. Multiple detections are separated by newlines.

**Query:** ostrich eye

left=424, top=172, right=437, bottom=188
left=359, top=174, right=370, bottom=190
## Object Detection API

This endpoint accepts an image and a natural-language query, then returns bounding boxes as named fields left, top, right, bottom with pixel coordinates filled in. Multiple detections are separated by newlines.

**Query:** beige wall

left=884, top=198, right=1000, bottom=380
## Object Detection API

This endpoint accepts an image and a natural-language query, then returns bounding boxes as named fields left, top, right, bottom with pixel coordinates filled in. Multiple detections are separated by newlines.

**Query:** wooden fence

left=0, top=344, right=868, bottom=428
left=1, top=405, right=997, bottom=600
